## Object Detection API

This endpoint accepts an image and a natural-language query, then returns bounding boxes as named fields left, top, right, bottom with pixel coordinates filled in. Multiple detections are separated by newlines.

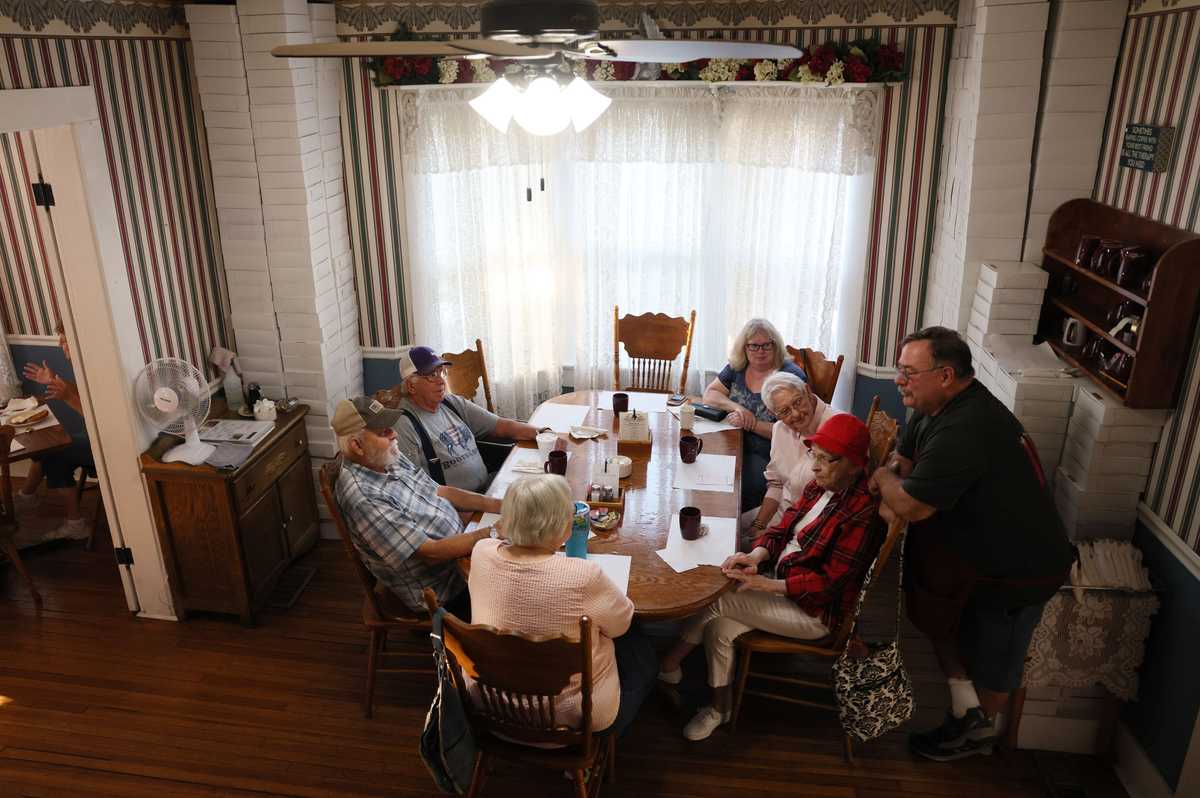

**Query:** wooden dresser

left=140, top=405, right=319, bottom=624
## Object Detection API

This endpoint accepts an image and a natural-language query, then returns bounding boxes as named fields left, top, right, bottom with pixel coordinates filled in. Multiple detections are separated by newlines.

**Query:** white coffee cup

left=1062, top=318, right=1086, bottom=348
left=536, top=431, right=557, bottom=459
left=678, top=403, right=696, bottom=430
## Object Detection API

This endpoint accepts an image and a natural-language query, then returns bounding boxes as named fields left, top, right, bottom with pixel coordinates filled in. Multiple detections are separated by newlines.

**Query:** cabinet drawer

left=233, top=426, right=307, bottom=509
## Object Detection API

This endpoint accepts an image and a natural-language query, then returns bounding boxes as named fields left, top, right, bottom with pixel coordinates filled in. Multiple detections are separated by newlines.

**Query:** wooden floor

left=1, top=523, right=1129, bottom=797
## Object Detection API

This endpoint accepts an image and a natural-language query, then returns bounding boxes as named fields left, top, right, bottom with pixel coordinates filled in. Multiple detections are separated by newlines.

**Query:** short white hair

left=337, top=430, right=363, bottom=457
left=728, top=318, right=787, bottom=371
left=501, top=474, right=575, bottom=547
left=761, top=372, right=811, bottom=415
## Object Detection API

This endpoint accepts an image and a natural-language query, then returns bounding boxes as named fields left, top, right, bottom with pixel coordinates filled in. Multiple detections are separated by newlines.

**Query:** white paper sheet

left=556, top=552, right=632, bottom=595
left=465, top=512, right=502, bottom=533
left=655, top=515, right=738, bottom=573
left=528, top=404, right=591, bottom=433
left=672, top=453, right=737, bottom=493
left=598, top=391, right=668, bottom=413
left=508, top=451, right=573, bottom=474
left=9, top=438, right=24, bottom=452
left=668, top=406, right=737, bottom=434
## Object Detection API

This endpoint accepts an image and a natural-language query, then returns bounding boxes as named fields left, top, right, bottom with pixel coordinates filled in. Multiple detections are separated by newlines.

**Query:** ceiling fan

left=272, top=0, right=804, bottom=135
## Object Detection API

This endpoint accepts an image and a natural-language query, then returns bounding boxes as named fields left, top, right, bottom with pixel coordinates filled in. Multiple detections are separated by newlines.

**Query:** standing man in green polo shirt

left=870, top=326, right=1074, bottom=762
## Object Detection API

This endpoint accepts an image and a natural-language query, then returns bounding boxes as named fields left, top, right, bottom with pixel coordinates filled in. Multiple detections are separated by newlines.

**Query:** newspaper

left=198, top=419, right=273, bottom=446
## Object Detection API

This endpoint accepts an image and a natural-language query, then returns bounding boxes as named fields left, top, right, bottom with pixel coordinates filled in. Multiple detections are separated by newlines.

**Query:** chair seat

left=364, top=588, right=429, bottom=629
left=735, top=630, right=838, bottom=657
left=475, top=730, right=603, bottom=770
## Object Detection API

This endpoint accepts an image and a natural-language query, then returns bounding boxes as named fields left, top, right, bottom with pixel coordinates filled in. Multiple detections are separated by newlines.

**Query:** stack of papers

left=528, top=404, right=590, bottom=433
left=198, top=419, right=273, bottom=446
left=556, top=552, right=632, bottom=594
left=655, top=515, right=737, bottom=573
left=673, top=453, right=737, bottom=493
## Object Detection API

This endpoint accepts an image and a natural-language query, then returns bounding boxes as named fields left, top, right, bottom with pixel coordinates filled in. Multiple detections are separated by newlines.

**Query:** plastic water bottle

left=565, top=501, right=589, bottom=559
left=223, top=368, right=246, bottom=414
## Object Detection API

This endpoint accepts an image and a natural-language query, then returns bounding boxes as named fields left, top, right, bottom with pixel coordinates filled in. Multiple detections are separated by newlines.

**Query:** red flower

left=878, top=43, right=904, bottom=72
left=777, top=59, right=800, bottom=80
left=613, top=61, right=637, bottom=81
left=736, top=63, right=754, bottom=81
left=413, top=57, right=432, bottom=76
left=845, top=59, right=872, bottom=82
left=809, top=47, right=835, bottom=77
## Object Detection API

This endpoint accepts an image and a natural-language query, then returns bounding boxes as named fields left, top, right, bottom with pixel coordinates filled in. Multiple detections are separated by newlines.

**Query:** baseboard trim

left=361, top=346, right=406, bottom=358
left=1137, top=503, right=1200, bottom=580
left=1115, top=722, right=1173, bottom=798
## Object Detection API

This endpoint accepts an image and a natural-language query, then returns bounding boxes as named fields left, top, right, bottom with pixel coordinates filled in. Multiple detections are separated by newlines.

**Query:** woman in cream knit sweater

left=468, top=474, right=657, bottom=737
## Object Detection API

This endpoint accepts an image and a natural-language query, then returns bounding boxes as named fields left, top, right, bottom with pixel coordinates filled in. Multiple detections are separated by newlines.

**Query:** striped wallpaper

left=339, top=24, right=952, bottom=360
left=0, top=35, right=228, bottom=376
left=1096, top=5, right=1200, bottom=554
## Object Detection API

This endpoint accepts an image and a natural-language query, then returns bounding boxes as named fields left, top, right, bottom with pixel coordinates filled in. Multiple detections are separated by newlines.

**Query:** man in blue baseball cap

left=391, top=345, right=548, bottom=491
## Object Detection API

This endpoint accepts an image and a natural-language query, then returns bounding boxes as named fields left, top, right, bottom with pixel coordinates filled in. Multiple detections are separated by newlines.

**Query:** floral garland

left=366, top=30, right=907, bottom=88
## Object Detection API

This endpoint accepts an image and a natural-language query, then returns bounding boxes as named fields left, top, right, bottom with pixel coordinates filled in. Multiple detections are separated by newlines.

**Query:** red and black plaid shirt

left=752, top=473, right=883, bottom=629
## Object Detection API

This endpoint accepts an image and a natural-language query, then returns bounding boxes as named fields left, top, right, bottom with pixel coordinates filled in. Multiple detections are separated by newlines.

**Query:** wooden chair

left=612, top=305, right=696, bottom=395
left=318, top=456, right=431, bottom=718
left=729, top=398, right=902, bottom=762
left=423, top=588, right=614, bottom=798
left=0, top=425, right=42, bottom=607
left=787, top=346, right=845, bottom=405
left=73, top=466, right=107, bottom=551
left=442, top=338, right=495, bottom=413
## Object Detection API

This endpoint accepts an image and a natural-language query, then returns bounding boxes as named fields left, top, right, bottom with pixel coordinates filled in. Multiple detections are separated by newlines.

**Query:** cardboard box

left=1072, top=385, right=1169, bottom=428
left=1066, top=413, right=1164, bottom=444
left=1055, top=467, right=1141, bottom=512
left=976, top=283, right=1045, bottom=304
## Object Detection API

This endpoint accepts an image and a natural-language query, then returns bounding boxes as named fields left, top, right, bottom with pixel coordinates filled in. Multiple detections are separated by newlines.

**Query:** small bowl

left=607, top=455, right=633, bottom=479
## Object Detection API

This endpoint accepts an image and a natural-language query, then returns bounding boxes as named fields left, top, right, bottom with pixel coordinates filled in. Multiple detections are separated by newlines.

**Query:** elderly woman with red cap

left=658, top=413, right=884, bottom=740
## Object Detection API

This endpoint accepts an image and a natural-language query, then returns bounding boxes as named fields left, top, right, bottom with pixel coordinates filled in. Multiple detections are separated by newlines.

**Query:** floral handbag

left=832, top=529, right=915, bottom=742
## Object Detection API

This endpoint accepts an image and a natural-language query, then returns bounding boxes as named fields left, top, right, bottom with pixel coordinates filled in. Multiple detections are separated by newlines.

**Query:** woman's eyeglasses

left=808, top=451, right=843, bottom=466
left=775, top=398, right=811, bottom=420
left=746, top=341, right=775, bottom=352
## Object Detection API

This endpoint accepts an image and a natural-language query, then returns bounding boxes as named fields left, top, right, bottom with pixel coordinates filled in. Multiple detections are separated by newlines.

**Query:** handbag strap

left=845, top=524, right=907, bottom=643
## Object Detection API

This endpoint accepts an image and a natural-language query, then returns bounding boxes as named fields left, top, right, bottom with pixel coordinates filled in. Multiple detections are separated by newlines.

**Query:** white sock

left=948, top=678, right=981, bottom=719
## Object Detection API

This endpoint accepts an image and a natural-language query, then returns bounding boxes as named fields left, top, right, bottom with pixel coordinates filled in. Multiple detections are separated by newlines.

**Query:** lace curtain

left=400, top=83, right=880, bottom=417
left=1, top=329, right=20, bottom=402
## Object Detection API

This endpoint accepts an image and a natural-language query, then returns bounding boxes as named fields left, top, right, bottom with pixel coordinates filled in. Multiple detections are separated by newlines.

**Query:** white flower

left=826, top=60, right=845, bottom=85
left=437, top=58, right=459, bottom=84
left=573, top=60, right=589, bottom=78
left=753, top=60, right=777, bottom=81
left=776, top=58, right=795, bottom=71
left=593, top=61, right=615, bottom=81
left=473, top=62, right=496, bottom=83
left=664, top=62, right=688, bottom=77
left=698, top=58, right=741, bottom=82
left=792, top=64, right=820, bottom=83
left=849, top=46, right=866, bottom=58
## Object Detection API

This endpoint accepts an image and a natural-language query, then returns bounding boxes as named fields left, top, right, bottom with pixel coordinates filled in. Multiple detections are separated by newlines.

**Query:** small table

left=3, top=413, right=72, bottom=462
left=470, top=390, right=743, bottom=620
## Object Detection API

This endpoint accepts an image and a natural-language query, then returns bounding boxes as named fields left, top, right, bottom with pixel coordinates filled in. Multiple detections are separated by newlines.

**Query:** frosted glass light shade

left=564, top=77, right=611, bottom=132
left=512, top=76, right=571, bottom=136
left=469, top=76, right=518, bottom=132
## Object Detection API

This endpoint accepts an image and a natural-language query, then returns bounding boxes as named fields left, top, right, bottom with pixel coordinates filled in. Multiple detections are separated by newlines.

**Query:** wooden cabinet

left=1037, top=198, right=1200, bottom=408
left=140, top=406, right=319, bottom=624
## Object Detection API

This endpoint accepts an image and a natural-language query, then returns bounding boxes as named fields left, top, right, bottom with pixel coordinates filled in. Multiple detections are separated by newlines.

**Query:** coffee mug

left=1116, top=246, right=1150, bottom=289
left=1091, top=240, right=1124, bottom=278
left=611, top=392, right=629, bottom=414
left=1062, top=318, right=1086, bottom=348
left=679, top=434, right=703, bottom=464
left=536, top=431, right=557, bottom=459
left=1106, top=300, right=1142, bottom=328
left=678, top=403, right=696, bottom=430
left=1075, top=234, right=1100, bottom=267
left=679, top=506, right=705, bottom=540
left=544, top=450, right=568, bottom=476
left=1058, top=273, right=1079, bottom=296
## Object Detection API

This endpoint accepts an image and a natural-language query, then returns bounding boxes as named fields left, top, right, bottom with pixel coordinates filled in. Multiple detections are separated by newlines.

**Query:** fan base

left=163, top=439, right=216, bottom=466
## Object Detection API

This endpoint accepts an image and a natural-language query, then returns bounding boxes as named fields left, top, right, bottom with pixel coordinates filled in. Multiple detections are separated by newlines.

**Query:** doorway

left=1, top=86, right=178, bottom=619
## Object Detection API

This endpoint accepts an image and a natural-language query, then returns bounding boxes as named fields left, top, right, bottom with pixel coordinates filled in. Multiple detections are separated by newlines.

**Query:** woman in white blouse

left=741, top=372, right=839, bottom=542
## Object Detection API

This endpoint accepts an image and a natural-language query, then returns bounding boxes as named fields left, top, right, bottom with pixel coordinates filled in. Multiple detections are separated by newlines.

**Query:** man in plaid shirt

left=658, top=414, right=884, bottom=741
left=331, top=397, right=502, bottom=614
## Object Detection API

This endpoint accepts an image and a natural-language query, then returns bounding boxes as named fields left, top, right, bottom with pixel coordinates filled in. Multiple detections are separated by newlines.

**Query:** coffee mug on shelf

left=1116, top=246, right=1150, bottom=289
left=1106, top=299, right=1142, bottom=328
left=1081, top=336, right=1106, bottom=364
left=544, top=449, right=568, bottom=476
left=1058, top=272, right=1080, bottom=296
left=679, top=434, right=703, bottom=464
left=1062, top=318, right=1086, bottom=348
left=1090, top=239, right=1124, bottom=278
left=679, top=506, right=705, bottom=540
left=1074, top=234, right=1101, bottom=267
left=1139, top=268, right=1154, bottom=295
left=1103, top=351, right=1134, bottom=384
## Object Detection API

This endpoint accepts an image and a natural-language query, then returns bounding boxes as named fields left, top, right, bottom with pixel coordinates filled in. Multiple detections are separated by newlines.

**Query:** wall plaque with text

left=1120, top=123, right=1175, bottom=173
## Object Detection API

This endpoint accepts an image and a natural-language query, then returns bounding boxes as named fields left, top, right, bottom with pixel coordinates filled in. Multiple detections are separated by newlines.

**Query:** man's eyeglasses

left=746, top=341, right=775, bottom=352
left=418, top=367, right=449, bottom=381
left=775, top=398, right=811, bottom=420
left=809, top=451, right=843, bottom=466
left=894, top=363, right=948, bottom=381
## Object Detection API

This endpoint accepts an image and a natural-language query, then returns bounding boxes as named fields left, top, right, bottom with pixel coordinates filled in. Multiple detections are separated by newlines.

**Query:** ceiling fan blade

left=445, top=39, right=556, bottom=59
left=580, top=39, right=804, bottom=63
left=271, top=41, right=470, bottom=58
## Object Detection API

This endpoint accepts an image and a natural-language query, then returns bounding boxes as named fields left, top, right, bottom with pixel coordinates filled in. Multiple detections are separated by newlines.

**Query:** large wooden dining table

left=470, top=390, right=743, bottom=620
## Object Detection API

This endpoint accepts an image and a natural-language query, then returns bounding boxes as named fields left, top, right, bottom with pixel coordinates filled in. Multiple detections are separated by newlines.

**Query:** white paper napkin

left=672, top=453, right=737, bottom=493
left=528, top=404, right=591, bottom=433
left=655, top=515, right=738, bottom=573
left=556, top=552, right=631, bottom=594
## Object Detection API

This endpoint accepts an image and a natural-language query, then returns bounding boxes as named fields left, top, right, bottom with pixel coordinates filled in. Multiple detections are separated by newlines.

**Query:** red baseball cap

left=804, top=413, right=870, bottom=467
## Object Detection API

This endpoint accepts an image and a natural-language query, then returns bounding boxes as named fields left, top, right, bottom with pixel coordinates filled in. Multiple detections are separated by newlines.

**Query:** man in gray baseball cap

left=330, top=395, right=501, bottom=615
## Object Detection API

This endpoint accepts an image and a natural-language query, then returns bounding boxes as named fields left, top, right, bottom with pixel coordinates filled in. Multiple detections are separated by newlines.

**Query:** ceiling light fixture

left=470, top=70, right=611, bottom=136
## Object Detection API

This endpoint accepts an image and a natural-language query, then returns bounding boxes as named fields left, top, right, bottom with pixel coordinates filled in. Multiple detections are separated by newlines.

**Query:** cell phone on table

left=667, top=393, right=687, bottom=406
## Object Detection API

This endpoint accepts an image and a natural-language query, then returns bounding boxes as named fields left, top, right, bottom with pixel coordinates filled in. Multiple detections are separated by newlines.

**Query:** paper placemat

left=672, top=453, right=737, bottom=493
left=655, top=515, right=738, bottom=573
left=598, top=391, right=668, bottom=414
left=668, top=406, right=737, bottom=434
left=556, top=552, right=631, bottom=595
left=528, top=404, right=591, bottom=433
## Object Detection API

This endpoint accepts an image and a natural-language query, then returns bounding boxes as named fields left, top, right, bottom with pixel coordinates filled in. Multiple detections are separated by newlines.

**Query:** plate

left=6, top=407, right=49, bottom=427
left=569, top=425, right=606, bottom=439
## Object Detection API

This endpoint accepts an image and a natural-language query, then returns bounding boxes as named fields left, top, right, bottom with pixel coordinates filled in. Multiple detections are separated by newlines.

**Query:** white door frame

left=1, top=86, right=177, bottom=620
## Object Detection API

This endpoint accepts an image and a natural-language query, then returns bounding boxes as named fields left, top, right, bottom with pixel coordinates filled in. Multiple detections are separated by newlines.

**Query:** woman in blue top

left=702, top=318, right=806, bottom=512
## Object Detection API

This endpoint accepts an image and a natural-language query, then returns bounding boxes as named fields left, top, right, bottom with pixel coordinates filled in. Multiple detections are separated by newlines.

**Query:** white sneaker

left=658, top=668, right=682, bottom=685
left=55, top=517, right=89, bottom=541
left=683, top=706, right=730, bottom=741
left=14, top=490, right=40, bottom=509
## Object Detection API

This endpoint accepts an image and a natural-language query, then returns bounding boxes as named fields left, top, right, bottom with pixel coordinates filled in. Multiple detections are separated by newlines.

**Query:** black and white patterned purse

left=832, top=529, right=914, bottom=742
